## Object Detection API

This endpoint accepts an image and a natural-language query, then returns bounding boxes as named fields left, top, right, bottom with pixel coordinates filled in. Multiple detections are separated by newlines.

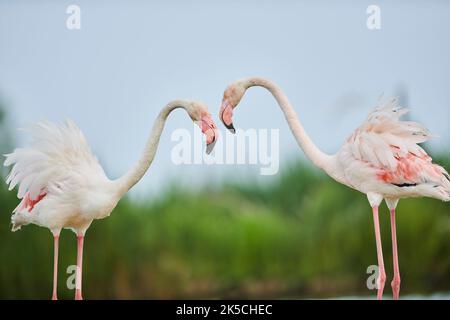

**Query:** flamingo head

left=219, top=81, right=246, bottom=134
left=189, top=101, right=219, bottom=154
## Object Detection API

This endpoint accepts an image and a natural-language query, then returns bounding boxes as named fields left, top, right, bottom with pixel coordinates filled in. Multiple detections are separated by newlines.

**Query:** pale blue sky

left=1, top=0, right=449, bottom=197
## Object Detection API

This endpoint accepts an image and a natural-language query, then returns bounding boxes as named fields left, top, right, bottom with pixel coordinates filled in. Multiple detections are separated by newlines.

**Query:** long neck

left=243, top=77, right=334, bottom=171
left=114, top=100, right=188, bottom=195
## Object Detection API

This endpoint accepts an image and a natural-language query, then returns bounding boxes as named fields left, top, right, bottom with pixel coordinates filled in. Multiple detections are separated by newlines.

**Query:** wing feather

left=349, top=99, right=449, bottom=188
left=4, top=119, right=105, bottom=201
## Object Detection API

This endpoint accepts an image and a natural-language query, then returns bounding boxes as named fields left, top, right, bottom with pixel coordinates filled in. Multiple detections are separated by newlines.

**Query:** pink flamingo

left=219, top=77, right=450, bottom=300
left=4, top=100, right=218, bottom=300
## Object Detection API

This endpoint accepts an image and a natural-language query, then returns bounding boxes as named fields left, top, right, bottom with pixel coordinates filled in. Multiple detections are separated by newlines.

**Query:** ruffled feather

left=348, top=98, right=449, bottom=193
left=4, top=119, right=104, bottom=201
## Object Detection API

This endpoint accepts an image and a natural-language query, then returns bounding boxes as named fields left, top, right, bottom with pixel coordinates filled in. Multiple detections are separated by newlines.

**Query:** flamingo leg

left=390, top=208, right=401, bottom=300
left=52, top=234, right=59, bottom=300
left=75, top=235, right=84, bottom=300
left=372, top=206, right=386, bottom=300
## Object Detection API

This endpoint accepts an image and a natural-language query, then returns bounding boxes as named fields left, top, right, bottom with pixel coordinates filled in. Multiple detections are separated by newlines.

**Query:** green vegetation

left=0, top=104, right=449, bottom=299
left=1, top=158, right=449, bottom=299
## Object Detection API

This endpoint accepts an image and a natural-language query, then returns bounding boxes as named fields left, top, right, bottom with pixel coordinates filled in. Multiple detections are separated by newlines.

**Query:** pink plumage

left=14, top=191, right=47, bottom=213
left=4, top=101, right=218, bottom=300
left=338, top=98, right=450, bottom=202
left=219, top=77, right=450, bottom=300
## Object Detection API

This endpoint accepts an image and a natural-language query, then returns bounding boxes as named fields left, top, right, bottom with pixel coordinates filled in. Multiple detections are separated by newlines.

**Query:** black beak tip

left=224, top=122, right=236, bottom=134
left=206, top=139, right=217, bottom=155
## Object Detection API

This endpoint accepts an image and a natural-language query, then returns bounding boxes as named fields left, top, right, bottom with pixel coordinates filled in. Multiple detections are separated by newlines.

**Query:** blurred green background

left=0, top=103, right=449, bottom=300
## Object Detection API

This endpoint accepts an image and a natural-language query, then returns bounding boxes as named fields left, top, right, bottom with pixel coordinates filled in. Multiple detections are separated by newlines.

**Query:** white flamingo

left=4, top=100, right=218, bottom=300
left=219, top=77, right=450, bottom=300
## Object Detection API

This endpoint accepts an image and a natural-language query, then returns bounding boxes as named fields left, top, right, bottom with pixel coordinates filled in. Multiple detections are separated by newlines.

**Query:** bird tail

left=11, top=211, right=30, bottom=232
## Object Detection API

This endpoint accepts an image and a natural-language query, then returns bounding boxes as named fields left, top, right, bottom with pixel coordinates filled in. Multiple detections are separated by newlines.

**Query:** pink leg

left=372, top=206, right=386, bottom=300
left=52, top=234, right=59, bottom=300
left=75, top=235, right=84, bottom=300
left=390, top=209, right=401, bottom=300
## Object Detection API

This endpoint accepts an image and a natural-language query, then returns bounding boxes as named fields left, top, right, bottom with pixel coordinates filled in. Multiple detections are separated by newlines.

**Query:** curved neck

left=243, top=77, right=334, bottom=171
left=114, top=100, right=190, bottom=196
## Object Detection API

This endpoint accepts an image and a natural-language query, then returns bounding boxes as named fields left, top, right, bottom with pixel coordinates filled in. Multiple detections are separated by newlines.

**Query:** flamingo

left=219, top=77, right=450, bottom=300
left=3, top=100, right=218, bottom=300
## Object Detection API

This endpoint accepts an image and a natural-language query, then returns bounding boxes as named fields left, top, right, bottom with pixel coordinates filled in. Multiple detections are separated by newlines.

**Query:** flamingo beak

left=219, top=98, right=235, bottom=134
left=206, top=139, right=217, bottom=155
left=201, top=115, right=219, bottom=155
